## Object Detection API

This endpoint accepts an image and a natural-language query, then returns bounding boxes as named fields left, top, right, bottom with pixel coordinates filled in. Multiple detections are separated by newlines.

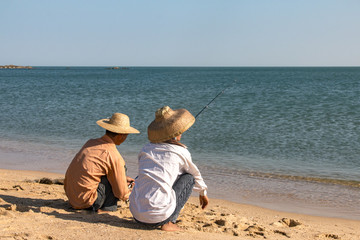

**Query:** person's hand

left=126, top=176, right=135, bottom=189
left=126, top=176, right=135, bottom=183
left=199, top=195, right=209, bottom=209
left=124, top=192, right=130, bottom=202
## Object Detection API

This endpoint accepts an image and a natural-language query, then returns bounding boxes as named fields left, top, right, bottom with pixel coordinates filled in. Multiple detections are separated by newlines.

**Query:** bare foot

left=161, top=222, right=182, bottom=232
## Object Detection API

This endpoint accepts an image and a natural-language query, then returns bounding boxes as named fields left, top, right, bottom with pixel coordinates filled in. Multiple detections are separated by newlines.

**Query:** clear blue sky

left=1, top=0, right=359, bottom=66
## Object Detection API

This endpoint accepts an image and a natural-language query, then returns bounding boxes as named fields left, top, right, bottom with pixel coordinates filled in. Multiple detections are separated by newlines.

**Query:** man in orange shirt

left=64, top=113, right=139, bottom=212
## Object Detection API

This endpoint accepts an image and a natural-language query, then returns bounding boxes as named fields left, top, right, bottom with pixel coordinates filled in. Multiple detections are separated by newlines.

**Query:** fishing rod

left=195, top=80, right=237, bottom=119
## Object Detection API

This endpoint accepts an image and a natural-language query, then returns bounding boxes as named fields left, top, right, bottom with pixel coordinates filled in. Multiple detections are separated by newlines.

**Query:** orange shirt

left=64, top=135, right=130, bottom=209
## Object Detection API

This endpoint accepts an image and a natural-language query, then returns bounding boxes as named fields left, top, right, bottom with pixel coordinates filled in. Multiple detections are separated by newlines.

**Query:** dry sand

left=0, top=168, right=359, bottom=240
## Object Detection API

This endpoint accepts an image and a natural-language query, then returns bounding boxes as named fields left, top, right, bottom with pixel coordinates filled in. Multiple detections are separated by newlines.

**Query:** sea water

left=0, top=67, right=359, bottom=220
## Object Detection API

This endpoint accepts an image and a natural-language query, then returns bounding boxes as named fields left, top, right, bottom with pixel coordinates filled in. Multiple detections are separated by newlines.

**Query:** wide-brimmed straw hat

left=97, top=113, right=140, bottom=134
left=148, top=106, right=195, bottom=143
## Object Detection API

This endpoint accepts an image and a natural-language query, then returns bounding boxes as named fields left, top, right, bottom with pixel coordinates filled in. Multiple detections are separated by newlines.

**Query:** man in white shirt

left=130, top=106, right=209, bottom=231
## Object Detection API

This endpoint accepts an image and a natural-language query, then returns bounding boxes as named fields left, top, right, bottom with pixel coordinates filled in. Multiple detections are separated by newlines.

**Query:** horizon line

left=2, top=65, right=360, bottom=68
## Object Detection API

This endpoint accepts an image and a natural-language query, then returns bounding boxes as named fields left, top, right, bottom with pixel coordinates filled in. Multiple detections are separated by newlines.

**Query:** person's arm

left=181, top=149, right=209, bottom=209
left=107, top=153, right=130, bottom=201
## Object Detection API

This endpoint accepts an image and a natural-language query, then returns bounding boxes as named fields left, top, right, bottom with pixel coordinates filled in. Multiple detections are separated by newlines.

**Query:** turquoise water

left=0, top=67, right=359, bottom=219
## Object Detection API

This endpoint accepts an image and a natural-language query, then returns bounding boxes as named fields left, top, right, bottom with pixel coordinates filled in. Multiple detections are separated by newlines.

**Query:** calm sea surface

left=0, top=67, right=359, bottom=219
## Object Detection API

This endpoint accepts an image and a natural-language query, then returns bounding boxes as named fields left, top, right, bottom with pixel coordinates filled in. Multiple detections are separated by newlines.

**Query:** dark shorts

left=90, top=176, right=119, bottom=212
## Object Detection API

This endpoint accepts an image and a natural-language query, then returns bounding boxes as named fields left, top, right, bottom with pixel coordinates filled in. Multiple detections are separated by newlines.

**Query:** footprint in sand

left=5, top=204, right=31, bottom=212
left=317, top=233, right=340, bottom=239
left=245, top=225, right=266, bottom=238
left=274, top=229, right=290, bottom=238
left=12, top=185, right=24, bottom=190
left=214, top=219, right=226, bottom=226
left=272, top=218, right=302, bottom=227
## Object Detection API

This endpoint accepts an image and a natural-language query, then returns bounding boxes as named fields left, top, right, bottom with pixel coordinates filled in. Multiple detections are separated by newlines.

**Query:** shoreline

left=1, top=141, right=360, bottom=221
left=1, top=168, right=359, bottom=239
left=0, top=136, right=359, bottom=221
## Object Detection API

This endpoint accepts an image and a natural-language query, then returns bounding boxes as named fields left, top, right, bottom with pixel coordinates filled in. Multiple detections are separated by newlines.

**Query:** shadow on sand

left=0, top=194, right=154, bottom=231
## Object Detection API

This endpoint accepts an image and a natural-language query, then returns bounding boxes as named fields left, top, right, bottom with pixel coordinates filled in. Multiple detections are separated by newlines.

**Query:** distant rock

left=0, top=65, right=32, bottom=69
left=106, top=66, right=130, bottom=70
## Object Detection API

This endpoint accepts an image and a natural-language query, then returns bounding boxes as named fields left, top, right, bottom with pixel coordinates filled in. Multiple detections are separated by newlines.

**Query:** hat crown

left=155, top=106, right=173, bottom=121
left=148, top=106, right=195, bottom=143
left=109, top=113, right=130, bottom=127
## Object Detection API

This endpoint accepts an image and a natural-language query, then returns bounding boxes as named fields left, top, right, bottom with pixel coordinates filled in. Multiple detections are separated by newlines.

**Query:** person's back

left=64, top=112, right=139, bottom=212
left=130, top=142, right=192, bottom=222
left=64, top=136, right=125, bottom=209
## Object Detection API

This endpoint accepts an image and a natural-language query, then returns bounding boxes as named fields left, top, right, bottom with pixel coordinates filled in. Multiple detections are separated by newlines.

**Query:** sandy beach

left=0, top=169, right=359, bottom=240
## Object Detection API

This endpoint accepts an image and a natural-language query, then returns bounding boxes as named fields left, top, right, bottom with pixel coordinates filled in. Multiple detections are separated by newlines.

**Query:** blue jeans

left=91, top=176, right=119, bottom=212
left=136, top=173, right=195, bottom=226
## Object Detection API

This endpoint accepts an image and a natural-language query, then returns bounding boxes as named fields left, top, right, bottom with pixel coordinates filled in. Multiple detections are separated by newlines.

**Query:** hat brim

left=97, top=119, right=140, bottom=134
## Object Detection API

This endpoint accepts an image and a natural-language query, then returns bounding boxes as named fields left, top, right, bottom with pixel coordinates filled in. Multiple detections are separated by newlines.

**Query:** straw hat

left=148, top=106, right=195, bottom=143
left=97, top=113, right=139, bottom=134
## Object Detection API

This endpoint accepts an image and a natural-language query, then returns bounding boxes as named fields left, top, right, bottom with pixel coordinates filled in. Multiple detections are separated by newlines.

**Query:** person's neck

left=103, top=134, right=117, bottom=145
left=164, top=138, right=187, bottom=148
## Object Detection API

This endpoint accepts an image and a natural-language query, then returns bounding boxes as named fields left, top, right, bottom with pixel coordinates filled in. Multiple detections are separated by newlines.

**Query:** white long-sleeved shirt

left=129, top=143, right=207, bottom=223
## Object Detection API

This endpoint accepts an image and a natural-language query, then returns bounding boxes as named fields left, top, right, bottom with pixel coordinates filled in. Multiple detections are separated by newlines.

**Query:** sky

left=1, top=0, right=360, bottom=66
